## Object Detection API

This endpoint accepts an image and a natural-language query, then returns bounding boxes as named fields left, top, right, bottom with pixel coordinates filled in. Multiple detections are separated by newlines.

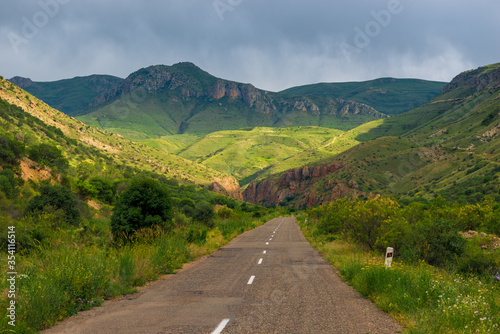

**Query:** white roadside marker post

left=385, top=247, right=394, bottom=268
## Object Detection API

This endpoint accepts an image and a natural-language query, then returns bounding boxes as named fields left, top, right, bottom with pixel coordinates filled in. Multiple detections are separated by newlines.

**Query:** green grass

left=0, top=209, right=280, bottom=333
left=177, top=126, right=346, bottom=185
left=298, top=217, right=500, bottom=333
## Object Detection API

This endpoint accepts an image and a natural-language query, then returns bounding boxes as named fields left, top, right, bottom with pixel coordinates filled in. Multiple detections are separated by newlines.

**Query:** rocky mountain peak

left=443, top=63, right=500, bottom=94
left=9, top=76, right=37, bottom=89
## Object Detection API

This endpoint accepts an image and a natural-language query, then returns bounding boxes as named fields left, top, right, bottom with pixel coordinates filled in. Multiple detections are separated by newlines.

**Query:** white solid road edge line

left=247, top=275, right=255, bottom=284
left=211, top=318, right=230, bottom=334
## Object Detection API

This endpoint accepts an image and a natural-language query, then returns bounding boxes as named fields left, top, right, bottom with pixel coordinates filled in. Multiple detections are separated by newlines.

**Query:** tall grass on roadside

left=0, top=212, right=277, bottom=333
left=305, top=231, right=500, bottom=333
left=0, top=244, right=111, bottom=333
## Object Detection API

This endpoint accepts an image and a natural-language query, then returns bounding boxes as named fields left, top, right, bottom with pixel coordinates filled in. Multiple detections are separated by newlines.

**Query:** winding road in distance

left=45, top=217, right=403, bottom=334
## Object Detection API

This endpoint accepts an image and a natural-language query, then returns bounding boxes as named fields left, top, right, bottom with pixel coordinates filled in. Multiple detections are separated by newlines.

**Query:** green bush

left=28, top=143, right=68, bottom=169
left=0, top=169, right=20, bottom=199
left=0, top=133, right=25, bottom=165
left=216, top=205, right=234, bottom=219
left=401, top=219, right=466, bottom=268
left=88, top=177, right=116, bottom=204
left=456, top=245, right=497, bottom=276
left=111, top=178, right=173, bottom=239
left=76, top=179, right=98, bottom=199
left=185, top=225, right=208, bottom=245
left=194, top=201, right=215, bottom=227
left=317, top=195, right=403, bottom=250
left=25, top=185, right=81, bottom=225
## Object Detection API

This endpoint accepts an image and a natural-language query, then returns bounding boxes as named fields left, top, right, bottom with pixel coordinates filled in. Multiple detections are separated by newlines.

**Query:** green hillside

left=10, top=64, right=393, bottom=140
left=176, top=127, right=342, bottom=185
left=20, top=63, right=384, bottom=139
left=0, top=77, right=273, bottom=333
left=281, top=78, right=446, bottom=115
left=245, top=64, right=500, bottom=207
left=9, top=75, right=123, bottom=116
left=0, top=78, right=232, bottom=186
left=171, top=120, right=387, bottom=187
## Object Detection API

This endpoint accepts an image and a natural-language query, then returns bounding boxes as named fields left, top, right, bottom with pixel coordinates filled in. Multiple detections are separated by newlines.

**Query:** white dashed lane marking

left=211, top=318, right=230, bottom=334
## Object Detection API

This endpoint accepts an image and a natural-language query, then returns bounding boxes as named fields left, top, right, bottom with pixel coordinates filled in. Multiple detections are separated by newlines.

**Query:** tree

left=26, top=185, right=81, bottom=225
left=0, top=133, right=25, bottom=165
left=0, top=169, right=20, bottom=199
left=111, top=178, right=173, bottom=239
left=88, top=177, right=116, bottom=204
left=28, top=143, right=68, bottom=169
left=194, top=201, right=215, bottom=228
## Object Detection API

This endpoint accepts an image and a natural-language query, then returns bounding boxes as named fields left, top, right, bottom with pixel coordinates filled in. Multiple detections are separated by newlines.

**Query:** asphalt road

left=45, top=217, right=403, bottom=334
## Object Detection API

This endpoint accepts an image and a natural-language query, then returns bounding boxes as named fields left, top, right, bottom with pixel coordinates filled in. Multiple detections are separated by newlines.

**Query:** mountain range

left=244, top=63, right=500, bottom=207
left=4, top=62, right=499, bottom=208
left=10, top=63, right=444, bottom=140
left=0, top=77, right=243, bottom=199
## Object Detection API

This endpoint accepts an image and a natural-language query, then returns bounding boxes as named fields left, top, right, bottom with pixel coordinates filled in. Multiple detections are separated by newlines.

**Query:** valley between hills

left=7, top=62, right=499, bottom=208
left=1, top=62, right=500, bottom=333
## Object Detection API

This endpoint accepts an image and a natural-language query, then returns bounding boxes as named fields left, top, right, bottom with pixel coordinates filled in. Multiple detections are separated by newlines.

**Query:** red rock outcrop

left=209, top=176, right=244, bottom=200
left=243, top=163, right=365, bottom=208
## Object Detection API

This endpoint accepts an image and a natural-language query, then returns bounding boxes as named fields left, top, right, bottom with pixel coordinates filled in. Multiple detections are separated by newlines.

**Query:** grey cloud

left=0, top=0, right=498, bottom=91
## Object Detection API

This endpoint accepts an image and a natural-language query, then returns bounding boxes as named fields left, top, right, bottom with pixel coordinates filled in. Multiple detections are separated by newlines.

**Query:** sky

left=1, top=0, right=499, bottom=92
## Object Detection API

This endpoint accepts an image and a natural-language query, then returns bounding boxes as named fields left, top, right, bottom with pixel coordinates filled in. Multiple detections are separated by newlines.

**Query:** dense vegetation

left=1, top=63, right=499, bottom=333
left=301, top=195, right=500, bottom=333
left=0, top=98, right=276, bottom=332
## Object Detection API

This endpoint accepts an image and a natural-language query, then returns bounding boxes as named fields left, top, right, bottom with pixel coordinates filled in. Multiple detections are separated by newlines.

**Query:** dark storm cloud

left=1, top=0, right=499, bottom=91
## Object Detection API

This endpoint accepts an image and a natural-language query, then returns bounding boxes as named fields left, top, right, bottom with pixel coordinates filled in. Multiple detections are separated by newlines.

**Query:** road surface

left=45, top=217, right=403, bottom=333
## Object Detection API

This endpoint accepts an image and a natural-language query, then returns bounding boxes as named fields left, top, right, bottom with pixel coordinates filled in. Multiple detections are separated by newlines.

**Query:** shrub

left=76, top=162, right=95, bottom=180
left=401, top=219, right=466, bottom=268
left=318, top=195, right=403, bottom=250
left=484, top=210, right=500, bottom=236
left=185, top=225, right=208, bottom=245
left=76, top=179, right=98, bottom=199
left=0, top=133, right=25, bottom=165
left=456, top=245, right=497, bottom=276
left=25, top=185, right=81, bottom=225
left=216, top=205, right=234, bottom=219
left=111, top=178, right=173, bottom=239
left=0, top=168, right=20, bottom=199
left=194, top=201, right=215, bottom=227
left=28, top=143, right=68, bottom=169
left=88, top=177, right=116, bottom=204
left=457, top=202, right=494, bottom=231
left=173, top=211, right=189, bottom=227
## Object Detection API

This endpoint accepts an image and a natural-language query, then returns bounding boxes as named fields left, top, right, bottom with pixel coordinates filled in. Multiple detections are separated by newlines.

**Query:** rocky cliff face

left=209, top=176, right=244, bottom=200
left=443, top=64, right=500, bottom=94
left=88, top=63, right=385, bottom=118
left=243, top=163, right=365, bottom=208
